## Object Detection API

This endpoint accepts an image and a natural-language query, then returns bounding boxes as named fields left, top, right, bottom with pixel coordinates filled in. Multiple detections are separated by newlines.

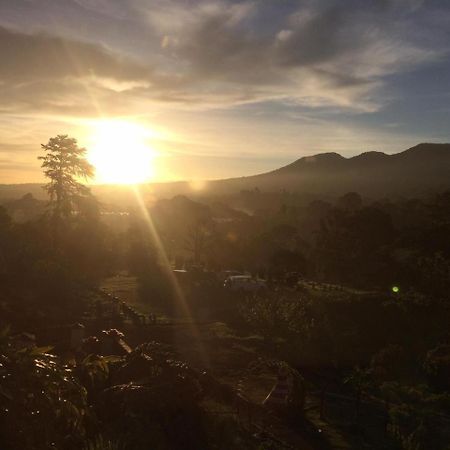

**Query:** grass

left=101, top=272, right=140, bottom=305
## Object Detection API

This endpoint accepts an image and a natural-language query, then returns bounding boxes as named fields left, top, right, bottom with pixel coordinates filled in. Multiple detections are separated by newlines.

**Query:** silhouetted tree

left=338, top=191, right=362, bottom=211
left=38, top=135, right=94, bottom=226
left=184, top=219, right=216, bottom=265
left=269, top=249, right=307, bottom=275
left=316, top=206, right=395, bottom=287
left=36, top=135, right=113, bottom=290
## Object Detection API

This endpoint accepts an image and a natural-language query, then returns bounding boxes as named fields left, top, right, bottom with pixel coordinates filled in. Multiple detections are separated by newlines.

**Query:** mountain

left=0, top=143, right=449, bottom=204
left=204, top=143, right=450, bottom=198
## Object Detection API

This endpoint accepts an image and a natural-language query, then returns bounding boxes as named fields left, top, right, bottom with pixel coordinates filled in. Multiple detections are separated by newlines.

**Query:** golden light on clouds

left=86, top=120, right=160, bottom=184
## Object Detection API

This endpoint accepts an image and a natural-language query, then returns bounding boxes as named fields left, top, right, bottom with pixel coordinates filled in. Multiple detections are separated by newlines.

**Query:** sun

left=87, top=120, right=158, bottom=184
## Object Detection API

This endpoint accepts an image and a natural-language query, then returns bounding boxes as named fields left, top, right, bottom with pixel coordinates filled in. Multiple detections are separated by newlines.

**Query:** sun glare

left=87, top=120, right=159, bottom=184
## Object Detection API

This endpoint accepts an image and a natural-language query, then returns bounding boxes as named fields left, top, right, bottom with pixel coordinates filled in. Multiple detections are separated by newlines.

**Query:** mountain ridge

left=206, top=143, right=450, bottom=197
left=0, top=143, right=449, bottom=202
left=277, top=143, right=449, bottom=169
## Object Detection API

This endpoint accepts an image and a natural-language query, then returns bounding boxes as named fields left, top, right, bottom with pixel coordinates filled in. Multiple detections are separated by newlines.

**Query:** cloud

left=137, top=0, right=442, bottom=111
left=0, top=25, right=159, bottom=116
left=0, top=26, right=150, bottom=82
left=0, top=0, right=447, bottom=117
left=72, top=0, right=132, bottom=20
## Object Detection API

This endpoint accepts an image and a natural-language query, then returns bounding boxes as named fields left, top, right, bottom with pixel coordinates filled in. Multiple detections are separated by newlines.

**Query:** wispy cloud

left=133, top=0, right=444, bottom=111
left=0, top=0, right=447, bottom=115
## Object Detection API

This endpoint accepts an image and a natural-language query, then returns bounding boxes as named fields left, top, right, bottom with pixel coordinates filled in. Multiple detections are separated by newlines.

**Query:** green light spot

left=392, top=286, right=400, bottom=293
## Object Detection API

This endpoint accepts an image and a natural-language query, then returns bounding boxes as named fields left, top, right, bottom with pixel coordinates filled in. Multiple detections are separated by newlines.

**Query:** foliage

left=423, top=344, right=450, bottom=391
left=316, top=206, right=395, bottom=287
left=0, top=135, right=111, bottom=310
left=371, top=344, right=411, bottom=382
left=381, top=382, right=450, bottom=450
left=126, top=217, right=174, bottom=312
left=76, top=354, right=122, bottom=397
left=239, top=293, right=310, bottom=342
left=97, top=343, right=206, bottom=449
left=0, top=331, right=90, bottom=450
left=183, top=218, right=217, bottom=265
left=344, top=366, right=373, bottom=392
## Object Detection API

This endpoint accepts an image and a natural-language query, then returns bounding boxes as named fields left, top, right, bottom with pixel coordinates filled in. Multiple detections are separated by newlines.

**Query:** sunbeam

left=131, top=184, right=210, bottom=369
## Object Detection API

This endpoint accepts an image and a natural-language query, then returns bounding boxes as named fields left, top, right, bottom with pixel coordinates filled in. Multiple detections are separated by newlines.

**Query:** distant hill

left=2, top=193, right=46, bottom=222
left=0, top=183, right=47, bottom=201
left=1, top=143, right=449, bottom=203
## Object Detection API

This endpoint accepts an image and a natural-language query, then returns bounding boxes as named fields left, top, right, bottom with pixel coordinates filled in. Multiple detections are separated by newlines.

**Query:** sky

left=0, top=0, right=449, bottom=183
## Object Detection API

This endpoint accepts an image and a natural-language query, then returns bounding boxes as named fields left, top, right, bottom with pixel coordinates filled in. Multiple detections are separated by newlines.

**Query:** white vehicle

left=218, top=270, right=245, bottom=282
left=224, top=275, right=267, bottom=293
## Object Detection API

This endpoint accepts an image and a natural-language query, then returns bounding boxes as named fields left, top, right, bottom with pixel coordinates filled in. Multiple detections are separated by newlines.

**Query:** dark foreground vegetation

left=1, top=136, right=449, bottom=449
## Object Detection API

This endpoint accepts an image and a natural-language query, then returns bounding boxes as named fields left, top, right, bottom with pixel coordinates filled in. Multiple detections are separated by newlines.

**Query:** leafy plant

left=0, top=330, right=90, bottom=450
